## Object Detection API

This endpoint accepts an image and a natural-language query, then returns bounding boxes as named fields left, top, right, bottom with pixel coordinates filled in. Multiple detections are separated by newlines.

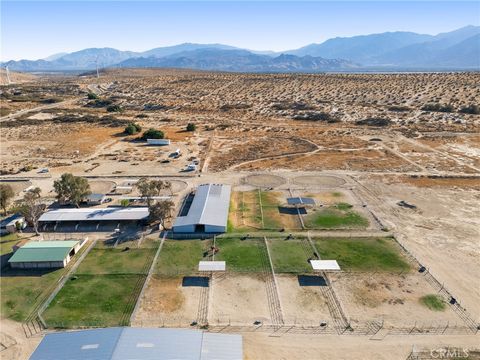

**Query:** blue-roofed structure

left=287, top=197, right=316, bottom=206
left=29, top=328, right=242, bottom=360
left=173, top=184, right=231, bottom=233
left=29, top=327, right=123, bottom=360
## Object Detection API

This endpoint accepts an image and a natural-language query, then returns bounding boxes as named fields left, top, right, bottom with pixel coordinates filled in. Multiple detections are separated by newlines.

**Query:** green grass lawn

left=43, top=274, right=142, bottom=327
left=1, top=268, right=65, bottom=321
left=76, top=245, right=156, bottom=275
left=268, top=239, right=313, bottom=273
left=314, top=237, right=410, bottom=272
left=304, top=206, right=369, bottom=229
left=44, top=239, right=157, bottom=328
left=0, top=233, right=34, bottom=256
left=155, top=239, right=211, bottom=275
left=215, top=237, right=265, bottom=272
left=419, top=294, right=446, bottom=311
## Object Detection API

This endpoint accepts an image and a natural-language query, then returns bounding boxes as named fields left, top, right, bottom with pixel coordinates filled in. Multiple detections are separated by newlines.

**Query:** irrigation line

left=130, top=231, right=168, bottom=323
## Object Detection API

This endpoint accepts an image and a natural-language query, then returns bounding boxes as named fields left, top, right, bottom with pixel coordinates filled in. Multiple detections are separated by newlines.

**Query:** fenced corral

left=19, top=236, right=94, bottom=337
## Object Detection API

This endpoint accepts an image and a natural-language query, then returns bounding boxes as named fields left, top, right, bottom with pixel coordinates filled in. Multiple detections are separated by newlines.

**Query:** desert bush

left=142, top=128, right=164, bottom=140
left=355, top=117, right=391, bottom=126
left=421, top=103, right=454, bottom=113
left=124, top=122, right=142, bottom=135
left=458, top=104, right=480, bottom=115
left=186, top=123, right=196, bottom=131
left=87, top=92, right=99, bottom=100
left=106, top=104, right=123, bottom=113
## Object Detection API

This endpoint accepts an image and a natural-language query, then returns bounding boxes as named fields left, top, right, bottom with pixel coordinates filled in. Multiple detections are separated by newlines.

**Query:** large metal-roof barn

left=29, top=327, right=242, bottom=360
left=173, top=184, right=231, bottom=233
left=8, top=240, right=83, bottom=269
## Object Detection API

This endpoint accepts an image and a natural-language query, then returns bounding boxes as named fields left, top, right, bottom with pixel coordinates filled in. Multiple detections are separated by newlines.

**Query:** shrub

left=355, top=117, right=391, bottom=127
left=120, top=199, right=130, bottom=207
left=186, top=123, right=196, bottom=132
left=458, top=104, right=480, bottom=115
left=124, top=122, right=142, bottom=135
left=421, top=103, right=454, bottom=113
left=142, top=128, right=164, bottom=140
left=420, top=294, right=446, bottom=311
left=388, top=105, right=411, bottom=112
left=87, top=92, right=99, bottom=100
left=106, top=105, right=122, bottom=113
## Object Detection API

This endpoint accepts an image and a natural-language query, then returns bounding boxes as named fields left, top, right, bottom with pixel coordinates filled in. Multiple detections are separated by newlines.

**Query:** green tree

left=0, top=184, right=15, bottom=215
left=148, top=200, right=175, bottom=228
left=186, top=123, right=196, bottom=132
left=136, top=178, right=168, bottom=207
left=142, top=128, right=164, bottom=140
left=87, top=92, right=99, bottom=100
left=120, top=199, right=130, bottom=207
left=53, top=173, right=91, bottom=207
left=18, top=187, right=44, bottom=235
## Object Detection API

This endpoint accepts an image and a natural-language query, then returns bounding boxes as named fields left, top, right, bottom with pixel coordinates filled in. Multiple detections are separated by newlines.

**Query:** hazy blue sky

left=1, top=1, right=479, bottom=60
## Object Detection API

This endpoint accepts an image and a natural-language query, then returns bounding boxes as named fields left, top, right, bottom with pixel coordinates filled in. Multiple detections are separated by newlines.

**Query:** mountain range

left=3, top=26, right=479, bottom=72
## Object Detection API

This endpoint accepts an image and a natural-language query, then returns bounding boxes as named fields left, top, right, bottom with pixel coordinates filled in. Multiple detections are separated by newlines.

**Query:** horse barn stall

left=8, top=240, right=85, bottom=269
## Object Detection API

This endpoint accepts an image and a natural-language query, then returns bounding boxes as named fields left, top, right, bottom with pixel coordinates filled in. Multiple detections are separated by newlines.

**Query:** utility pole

left=5, top=66, right=12, bottom=85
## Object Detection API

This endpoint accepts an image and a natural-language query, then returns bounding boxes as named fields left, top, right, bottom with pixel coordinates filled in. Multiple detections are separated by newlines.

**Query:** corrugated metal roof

left=29, top=327, right=123, bottom=360
left=9, top=241, right=79, bottom=263
left=310, top=260, right=341, bottom=271
left=112, top=328, right=203, bottom=360
left=201, top=333, right=243, bottom=360
left=22, top=241, right=79, bottom=248
left=173, top=184, right=231, bottom=230
left=29, top=328, right=242, bottom=360
left=39, top=207, right=149, bottom=222
left=287, top=197, right=316, bottom=206
left=0, top=214, right=24, bottom=227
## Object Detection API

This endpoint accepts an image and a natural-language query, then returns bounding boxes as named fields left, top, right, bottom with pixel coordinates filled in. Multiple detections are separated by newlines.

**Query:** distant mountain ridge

left=2, top=26, right=479, bottom=72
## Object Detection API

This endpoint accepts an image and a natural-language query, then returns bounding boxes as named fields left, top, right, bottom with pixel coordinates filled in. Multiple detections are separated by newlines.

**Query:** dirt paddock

left=243, top=174, right=287, bottom=188
left=330, top=272, right=462, bottom=328
left=293, top=175, right=346, bottom=188
left=132, top=276, right=200, bottom=327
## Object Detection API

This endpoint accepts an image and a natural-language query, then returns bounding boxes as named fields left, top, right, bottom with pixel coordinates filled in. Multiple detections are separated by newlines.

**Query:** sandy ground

left=276, top=274, right=332, bottom=326
left=209, top=273, right=272, bottom=325
left=243, top=333, right=480, bottom=360
left=331, top=272, right=461, bottom=327
left=0, top=319, right=42, bottom=360
left=132, top=276, right=200, bottom=327
left=357, top=177, right=480, bottom=320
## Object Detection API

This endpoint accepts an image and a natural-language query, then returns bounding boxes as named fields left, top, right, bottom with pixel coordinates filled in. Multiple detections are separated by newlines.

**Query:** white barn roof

left=310, top=260, right=341, bottom=271
left=173, top=184, right=231, bottom=230
left=39, top=207, right=149, bottom=222
left=198, top=261, right=226, bottom=271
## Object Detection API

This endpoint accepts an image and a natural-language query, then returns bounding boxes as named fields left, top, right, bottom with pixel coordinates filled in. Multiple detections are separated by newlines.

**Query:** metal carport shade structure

left=29, top=327, right=243, bottom=360
left=39, top=207, right=150, bottom=223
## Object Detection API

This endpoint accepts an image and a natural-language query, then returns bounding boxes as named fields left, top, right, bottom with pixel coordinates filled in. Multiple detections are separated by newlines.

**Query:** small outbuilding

left=0, top=214, right=26, bottom=235
left=8, top=240, right=84, bottom=269
left=287, top=197, right=316, bottom=206
left=85, top=193, right=106, bottom=205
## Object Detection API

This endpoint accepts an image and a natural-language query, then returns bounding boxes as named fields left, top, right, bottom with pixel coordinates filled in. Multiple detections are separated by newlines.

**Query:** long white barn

left=173, top=184, right=231, bottom=233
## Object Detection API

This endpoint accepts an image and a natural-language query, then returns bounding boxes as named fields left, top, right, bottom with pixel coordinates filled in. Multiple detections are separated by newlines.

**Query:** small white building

left=147, top=138, right=171, bottom=146
left=84, top=193, right=106, bottom=205
left=0, top=214, right=26, bottom=235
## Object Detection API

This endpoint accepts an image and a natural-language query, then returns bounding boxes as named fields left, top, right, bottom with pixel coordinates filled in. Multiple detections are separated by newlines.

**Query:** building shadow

left=297, top=275, right=327, bottom=287
left=182, top=276, right=209, bottom=287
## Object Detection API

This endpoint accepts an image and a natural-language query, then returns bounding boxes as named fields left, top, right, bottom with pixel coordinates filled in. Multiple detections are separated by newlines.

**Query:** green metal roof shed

left=8, top=240, right=79, bottom=266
